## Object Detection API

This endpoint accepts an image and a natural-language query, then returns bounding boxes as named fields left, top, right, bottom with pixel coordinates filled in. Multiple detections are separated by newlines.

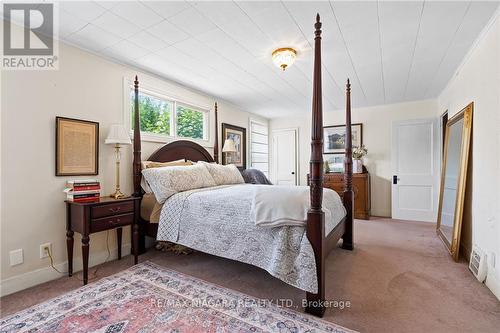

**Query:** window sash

left=130, top=86, right=210, bottom=143
left=175, top=102, right=209, bottom=141
left=131, top=90, right=174, bottom=137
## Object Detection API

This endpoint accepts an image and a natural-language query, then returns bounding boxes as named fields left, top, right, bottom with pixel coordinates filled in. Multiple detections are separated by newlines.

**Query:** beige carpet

left=1, top=218, right=499, bottom=332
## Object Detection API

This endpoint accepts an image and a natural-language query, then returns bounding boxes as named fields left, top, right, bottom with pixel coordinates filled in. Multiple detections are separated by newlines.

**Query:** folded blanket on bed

left=250, top=185, right=345, bottom=228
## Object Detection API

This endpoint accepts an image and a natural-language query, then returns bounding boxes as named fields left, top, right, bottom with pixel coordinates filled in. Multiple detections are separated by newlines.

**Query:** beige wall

left=0, top=39, right=267, bottom=295
left=437, top=12, right=500, bottom=299
left=270, top=99, right=438, bottom=217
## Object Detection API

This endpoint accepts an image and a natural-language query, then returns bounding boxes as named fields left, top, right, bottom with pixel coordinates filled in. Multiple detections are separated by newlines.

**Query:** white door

left=272, top=129, right=298, bottom=185
left=391, top=119, right=439, bottom=222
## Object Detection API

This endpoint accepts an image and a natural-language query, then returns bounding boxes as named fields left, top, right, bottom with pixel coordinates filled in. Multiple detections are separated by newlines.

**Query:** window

left=130, top=87, right=208, bottom=141
left=176, top=104, right=206, bottom=140
left=249, top=119, right=269, bottom=176
left=131, top=91, right=172, bottom=136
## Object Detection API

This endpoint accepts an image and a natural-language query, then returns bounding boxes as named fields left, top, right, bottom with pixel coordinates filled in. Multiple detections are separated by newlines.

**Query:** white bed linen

left=251, top=185, right=346, bottom=230
left=156, top=184, right=346, bottom=293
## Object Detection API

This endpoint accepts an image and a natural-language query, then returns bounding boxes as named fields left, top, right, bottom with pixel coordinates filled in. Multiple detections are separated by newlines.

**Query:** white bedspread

left=250, top=185, right=346, bottom=229
left=156, top=184, right=346, bottom=293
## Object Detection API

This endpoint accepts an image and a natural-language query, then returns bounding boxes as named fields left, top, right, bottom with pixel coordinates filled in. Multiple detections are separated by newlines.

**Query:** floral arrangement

left=352, top=145, right=368, bottom=159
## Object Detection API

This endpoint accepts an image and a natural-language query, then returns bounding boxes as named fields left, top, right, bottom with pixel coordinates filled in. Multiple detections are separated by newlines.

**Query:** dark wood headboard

left=132, top=75, right=219, bottom=197
left=147, top=140, right=214, bottom=163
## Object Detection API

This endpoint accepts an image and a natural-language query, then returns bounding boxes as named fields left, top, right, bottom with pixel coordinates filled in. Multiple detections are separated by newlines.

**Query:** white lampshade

left=222, top=138, right=237, bottom=152
left=105, top=124, right=131, bottom=145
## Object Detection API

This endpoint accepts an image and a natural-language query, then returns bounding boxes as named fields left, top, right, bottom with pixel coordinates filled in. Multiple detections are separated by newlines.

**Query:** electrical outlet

left=9, top=249, right=23, bottom=266
left=40, top=243, right=52, bottom=259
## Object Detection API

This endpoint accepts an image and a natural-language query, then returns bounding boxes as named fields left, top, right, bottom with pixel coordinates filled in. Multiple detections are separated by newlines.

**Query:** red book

left=72, top=197, right=100, bottom=203
left=72, top=185, right=101, bottom=191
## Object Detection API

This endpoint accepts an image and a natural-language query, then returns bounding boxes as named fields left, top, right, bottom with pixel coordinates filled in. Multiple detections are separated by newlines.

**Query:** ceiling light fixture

left=272, top=47, right=297, bottom=71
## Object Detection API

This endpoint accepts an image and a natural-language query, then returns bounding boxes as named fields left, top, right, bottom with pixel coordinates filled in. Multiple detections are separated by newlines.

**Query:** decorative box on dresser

left=65, top=197, right=140, bottom=285
left=308, top=172, right=371, bottom=220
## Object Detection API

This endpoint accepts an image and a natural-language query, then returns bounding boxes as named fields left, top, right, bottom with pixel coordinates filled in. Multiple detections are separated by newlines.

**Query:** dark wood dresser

left=307, top=172, right=371, bottom=220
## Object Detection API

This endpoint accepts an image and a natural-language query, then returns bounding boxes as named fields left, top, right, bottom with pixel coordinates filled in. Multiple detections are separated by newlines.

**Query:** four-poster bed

left=131, top=14, right=353, bottom=317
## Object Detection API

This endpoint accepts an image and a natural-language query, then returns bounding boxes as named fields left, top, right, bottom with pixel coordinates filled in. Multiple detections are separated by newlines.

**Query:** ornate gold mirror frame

left=436, top=102, right=473, bottom=261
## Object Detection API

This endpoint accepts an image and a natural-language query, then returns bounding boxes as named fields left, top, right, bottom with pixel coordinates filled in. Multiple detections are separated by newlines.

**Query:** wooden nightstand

left=65, top=196, right=141, bottom=285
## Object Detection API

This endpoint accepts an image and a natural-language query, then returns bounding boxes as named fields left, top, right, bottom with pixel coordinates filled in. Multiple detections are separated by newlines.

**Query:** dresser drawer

left=308, top=172, right=371, bottom=220
left=325, top=182, right=344, bottom=194
left=91, top=201, right=134, bottom=219
left=91, top=213, right=133, bottom=233
left=325, top=176, right=344, bottom=183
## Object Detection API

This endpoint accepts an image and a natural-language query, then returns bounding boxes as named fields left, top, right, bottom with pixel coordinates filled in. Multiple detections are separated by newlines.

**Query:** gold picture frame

left=436, top=103, right=473, bottom=261
left=56, top=117, right=99, bottom=176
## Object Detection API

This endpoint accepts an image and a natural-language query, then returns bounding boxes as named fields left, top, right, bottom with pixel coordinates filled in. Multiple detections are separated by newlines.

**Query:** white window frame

left=249, top=118, right=269, bottom=175
left=123, top=78, right=210, bottom=145
left=175, top=102, right=209, bottom=141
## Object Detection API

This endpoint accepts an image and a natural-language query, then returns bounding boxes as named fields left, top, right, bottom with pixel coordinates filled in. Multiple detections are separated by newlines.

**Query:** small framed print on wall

left=222, top=123, right=246, bottom=170
left=56, top=117, right=99, bottom=176
left=323, top=123, right=363, bottom=154
left=324, top=154, right=345, bottom=173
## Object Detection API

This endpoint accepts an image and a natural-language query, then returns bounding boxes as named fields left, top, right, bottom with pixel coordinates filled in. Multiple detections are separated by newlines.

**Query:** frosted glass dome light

left=272, top=48, right=297, bottom=71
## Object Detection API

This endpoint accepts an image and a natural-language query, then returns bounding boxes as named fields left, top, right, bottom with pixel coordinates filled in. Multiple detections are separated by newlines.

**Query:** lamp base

left=110, top=189, right=129, bottom=200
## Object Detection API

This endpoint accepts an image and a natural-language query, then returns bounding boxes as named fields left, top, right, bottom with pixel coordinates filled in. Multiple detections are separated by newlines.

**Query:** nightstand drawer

left=91, top=201, right=134, bottom=219
left=91, top=213, right=133, bottom=233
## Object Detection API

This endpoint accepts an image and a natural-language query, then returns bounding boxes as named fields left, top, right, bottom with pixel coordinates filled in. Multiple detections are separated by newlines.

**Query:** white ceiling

left=8, top=1, right=500, bottom=118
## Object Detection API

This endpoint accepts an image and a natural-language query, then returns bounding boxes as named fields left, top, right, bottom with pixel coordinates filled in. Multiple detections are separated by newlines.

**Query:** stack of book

left=64, top=179, right=101, bottom=203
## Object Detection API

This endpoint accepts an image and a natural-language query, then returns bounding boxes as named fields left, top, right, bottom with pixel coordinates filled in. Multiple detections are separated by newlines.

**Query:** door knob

left=291, top=172, right=295, bottom=175
left=393, top=175, right=400, bottom=184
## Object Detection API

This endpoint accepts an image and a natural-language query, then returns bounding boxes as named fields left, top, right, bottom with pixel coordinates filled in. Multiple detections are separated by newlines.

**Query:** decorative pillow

left=141, top=159, right=188, bottom=169
left=198, top=161, right=244, bottom=186
left=140, top=159, right=192, bottom=193
left=142, top=163, right=216, bottom=204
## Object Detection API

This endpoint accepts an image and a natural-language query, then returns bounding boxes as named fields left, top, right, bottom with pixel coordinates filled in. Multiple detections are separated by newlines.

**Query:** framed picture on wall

left=56, top=117, right=99, bottom=176
left=222, top=123, right=246, bottom=170
left=323, top=123, right=363, bottom=154
left=324, top=154, right=345, bottom=173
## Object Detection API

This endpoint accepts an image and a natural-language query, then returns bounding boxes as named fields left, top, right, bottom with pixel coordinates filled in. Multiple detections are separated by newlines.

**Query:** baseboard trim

left=0, top=244, right=131, bottom=297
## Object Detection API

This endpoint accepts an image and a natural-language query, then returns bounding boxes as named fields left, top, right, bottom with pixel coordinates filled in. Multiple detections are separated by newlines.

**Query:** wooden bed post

left=305, top=13, right=326, bottom=318
left=132, top=75, right=144, bottom=256
left=132, top=75, right=142, bottom=198
left=214, top=102, right=219, bottom=163
left=342, top=79, right=354, bottom=250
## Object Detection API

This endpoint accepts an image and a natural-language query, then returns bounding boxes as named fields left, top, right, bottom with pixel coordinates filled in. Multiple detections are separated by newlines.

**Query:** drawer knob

left=108, top=219, right=121, bottom=225
left=109, top=207, right=121, bottom=213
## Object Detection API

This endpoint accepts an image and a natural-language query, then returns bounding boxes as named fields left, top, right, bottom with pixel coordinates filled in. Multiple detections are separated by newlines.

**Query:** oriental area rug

left=0, top=261, right=354, bottom=333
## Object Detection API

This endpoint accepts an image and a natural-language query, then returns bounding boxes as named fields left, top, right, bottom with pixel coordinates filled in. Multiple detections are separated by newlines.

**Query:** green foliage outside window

left=131, top=91, right=205, bottom=140
left=176, top=105, right=204, bottom=139
left=131, top=92, right=171, bottom=135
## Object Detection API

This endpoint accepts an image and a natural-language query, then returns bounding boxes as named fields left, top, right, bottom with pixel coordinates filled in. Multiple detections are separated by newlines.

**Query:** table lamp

left=222, top=138, right=237, bottom=164
left=105, top=124, right=132, bottom=199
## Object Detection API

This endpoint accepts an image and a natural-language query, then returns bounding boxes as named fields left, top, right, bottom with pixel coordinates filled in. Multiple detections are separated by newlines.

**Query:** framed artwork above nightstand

left=56, top=117, right=99, bottom=176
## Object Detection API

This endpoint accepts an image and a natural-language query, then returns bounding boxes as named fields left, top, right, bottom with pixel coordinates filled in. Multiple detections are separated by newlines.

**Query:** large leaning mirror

left=437, top=103, right=473, bottom=261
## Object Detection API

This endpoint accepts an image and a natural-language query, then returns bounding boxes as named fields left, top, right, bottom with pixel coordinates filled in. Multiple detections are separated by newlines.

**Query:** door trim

left=271, top=128, right=299, bottom=185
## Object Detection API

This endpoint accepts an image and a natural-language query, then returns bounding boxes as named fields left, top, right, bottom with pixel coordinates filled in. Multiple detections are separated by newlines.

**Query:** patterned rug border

left=140, top=261, right=355, bottom=330
left=1, top=261, right=356, bottom=333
